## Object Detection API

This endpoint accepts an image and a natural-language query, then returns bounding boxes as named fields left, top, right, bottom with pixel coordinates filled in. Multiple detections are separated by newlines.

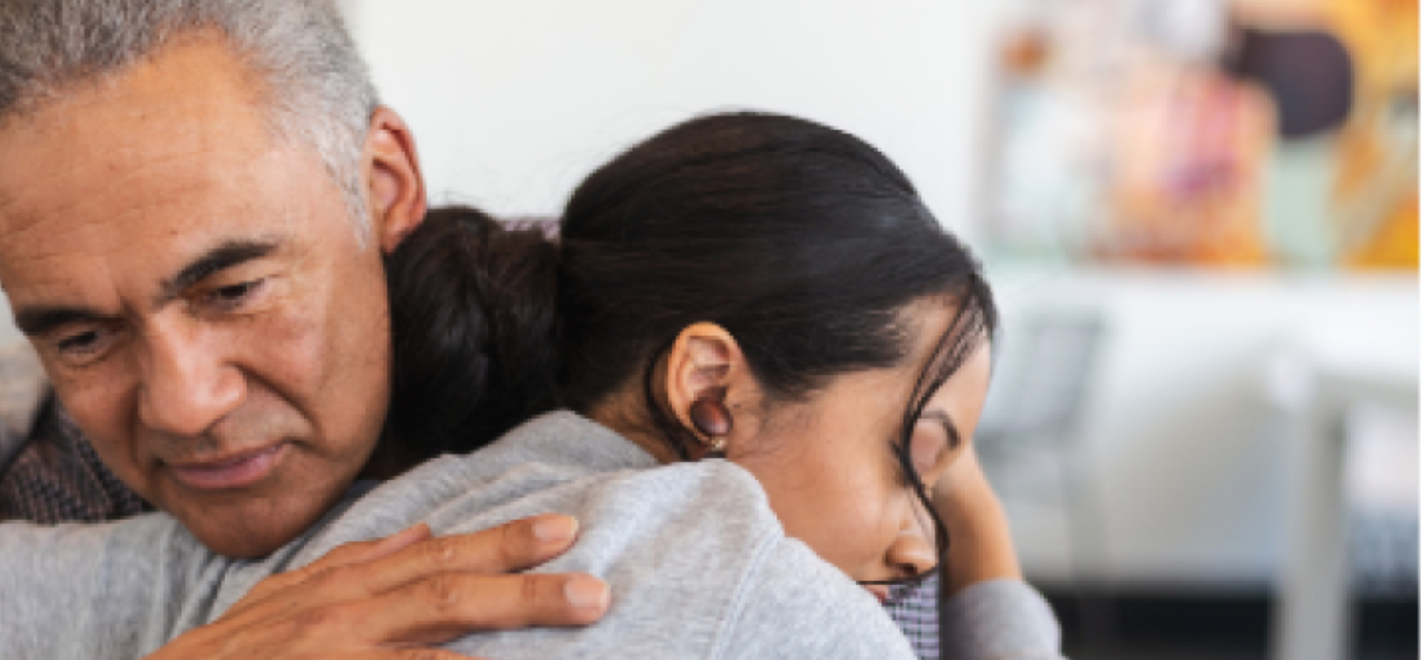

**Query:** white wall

left=346, top=0, right=1004, bottom=236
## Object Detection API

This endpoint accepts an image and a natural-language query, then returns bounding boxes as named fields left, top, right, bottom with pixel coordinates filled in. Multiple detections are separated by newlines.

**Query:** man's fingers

left=302, top=514, right=581, bottom=600
left=309, top=523, right=436, bottom=573
left=214, top=515, right=597, bottom=652
left=348, top=572, right=611, bottom=645
left=149, top=519, right=600, bottom=660
left=231, top=524, right=434, bottom=612
left=385, top=651, right=483, bottom=660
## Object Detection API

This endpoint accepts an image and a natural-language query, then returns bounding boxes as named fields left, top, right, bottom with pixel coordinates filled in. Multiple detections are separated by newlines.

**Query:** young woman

left=0, top=112, right=1061, bottom=659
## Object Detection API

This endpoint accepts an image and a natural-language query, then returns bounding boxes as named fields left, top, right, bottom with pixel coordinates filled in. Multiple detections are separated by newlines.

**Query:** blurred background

left=2, top=0, right=1416, bottom=658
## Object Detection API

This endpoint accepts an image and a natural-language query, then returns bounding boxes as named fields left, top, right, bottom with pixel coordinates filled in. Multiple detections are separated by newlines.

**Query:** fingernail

left=564, top=575, right=609, bottom=610
left=534, top=515, right=578, bottom=543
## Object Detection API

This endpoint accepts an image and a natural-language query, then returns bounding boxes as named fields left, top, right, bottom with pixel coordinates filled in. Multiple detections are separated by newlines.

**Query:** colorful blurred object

left=1327, top=0, right=1418, bottom=270
left=1099, top=61, right=1272, bottom=265
left=982, top=0, right=1418, bottom=271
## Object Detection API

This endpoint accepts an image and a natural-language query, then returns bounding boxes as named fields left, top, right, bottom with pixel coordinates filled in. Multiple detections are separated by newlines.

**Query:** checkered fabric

left=885, top=572, right=942, bottom=659
left=0, top=398, right=151, bottom=523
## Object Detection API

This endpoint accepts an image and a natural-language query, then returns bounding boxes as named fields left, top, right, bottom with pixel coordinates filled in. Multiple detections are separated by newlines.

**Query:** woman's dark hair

left=558, top=111, right=998, bottom=575
left=379, top=206, right=561, bottom=466
left=378, top=111, right=997, bottom=580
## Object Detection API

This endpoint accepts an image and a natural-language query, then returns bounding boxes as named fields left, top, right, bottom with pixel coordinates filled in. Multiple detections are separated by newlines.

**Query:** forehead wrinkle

left=69, top=125, right=274, bottom=202
left=2, top=127, right=280, bottom=243
left=0, top=165, right=284, bottom=304
left=0, top=48, right=280, bottom=237
left=4, top=243, right=106, bottom=287
left=5, top=248, right=125, bottom=320
left=3, top=166, right=215, bottom=259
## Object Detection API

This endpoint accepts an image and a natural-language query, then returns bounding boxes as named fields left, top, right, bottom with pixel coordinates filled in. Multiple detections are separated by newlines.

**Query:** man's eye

left=57, top=329, right=102, bottom=353
left=203, top=279, right=265, bottom=310
left=53, top=325, right=120, bottom=364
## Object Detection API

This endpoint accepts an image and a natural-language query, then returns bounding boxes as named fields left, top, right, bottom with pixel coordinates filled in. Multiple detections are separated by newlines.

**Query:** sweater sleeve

left=939, top=579, right=1065, bottom=660
left=0, top=514, right=207, bottom=660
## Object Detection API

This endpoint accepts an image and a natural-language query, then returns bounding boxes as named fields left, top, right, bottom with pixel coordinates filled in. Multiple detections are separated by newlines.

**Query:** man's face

left=0, top=38, right=417, bottom=557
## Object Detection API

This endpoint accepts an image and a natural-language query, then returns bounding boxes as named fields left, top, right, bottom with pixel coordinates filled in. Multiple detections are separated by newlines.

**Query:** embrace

left=0, top=1, right=1063, bottom=659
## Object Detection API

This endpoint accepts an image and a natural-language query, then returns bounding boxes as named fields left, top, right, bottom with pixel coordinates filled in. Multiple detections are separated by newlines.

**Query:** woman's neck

left=584, top=394, right=682, bottom=465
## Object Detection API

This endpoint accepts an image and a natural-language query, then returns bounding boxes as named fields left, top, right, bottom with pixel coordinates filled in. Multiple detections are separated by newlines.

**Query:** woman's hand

left=145, top=514, right=610, bottom=660
left=933, top=444, right=1022, bottom=595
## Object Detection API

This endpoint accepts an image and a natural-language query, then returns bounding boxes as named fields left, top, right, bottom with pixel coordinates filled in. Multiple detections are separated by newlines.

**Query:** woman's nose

left=886, top=524, right=938, bottom=578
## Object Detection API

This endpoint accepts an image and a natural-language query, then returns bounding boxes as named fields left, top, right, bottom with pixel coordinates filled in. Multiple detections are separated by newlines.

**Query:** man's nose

left=137, top=323, right=244, bottom=437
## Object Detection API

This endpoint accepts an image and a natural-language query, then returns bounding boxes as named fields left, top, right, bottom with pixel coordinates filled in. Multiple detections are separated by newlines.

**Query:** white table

left=1269, top=322, right=1418, bottom=660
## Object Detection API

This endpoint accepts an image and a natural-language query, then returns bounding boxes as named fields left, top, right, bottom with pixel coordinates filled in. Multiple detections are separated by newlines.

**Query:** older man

left=0, top=0, right=608, bottom=657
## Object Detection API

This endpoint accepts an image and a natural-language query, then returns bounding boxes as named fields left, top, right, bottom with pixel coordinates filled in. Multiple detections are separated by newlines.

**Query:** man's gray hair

left=0, top=0, right=379, bottom=235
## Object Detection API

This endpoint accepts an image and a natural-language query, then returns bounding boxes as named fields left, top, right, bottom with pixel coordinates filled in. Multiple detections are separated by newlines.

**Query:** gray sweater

left=0, top=411, right=1061, bottom=659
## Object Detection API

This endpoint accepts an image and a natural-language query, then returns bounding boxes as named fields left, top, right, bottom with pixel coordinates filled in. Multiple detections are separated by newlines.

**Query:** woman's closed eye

left=909, top=411, right=959, bottom=478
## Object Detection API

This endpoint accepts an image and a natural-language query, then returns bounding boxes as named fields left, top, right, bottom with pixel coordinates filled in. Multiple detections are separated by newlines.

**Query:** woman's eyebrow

left=920, top=409, right=962, bottom=448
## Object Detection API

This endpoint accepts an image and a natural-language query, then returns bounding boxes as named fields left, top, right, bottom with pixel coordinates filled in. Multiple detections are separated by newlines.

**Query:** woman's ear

left=362, top=106, right=428, bottom=254
left=664, top=323, right=754, bottom=447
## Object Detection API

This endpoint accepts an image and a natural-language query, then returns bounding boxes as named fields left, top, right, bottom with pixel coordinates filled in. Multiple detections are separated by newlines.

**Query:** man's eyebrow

left=12, top=239, right=283, bottom=337
left=14, top=306, right=110, bottom=338
left=156, top=238, right=281, bottom=304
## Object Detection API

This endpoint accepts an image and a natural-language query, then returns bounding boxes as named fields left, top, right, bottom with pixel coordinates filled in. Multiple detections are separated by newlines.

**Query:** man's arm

left=0, top=411, right=609, bottom=659
left=148, top=516, right=610, bottom=660
left=0, top=346, right=607, bottom=657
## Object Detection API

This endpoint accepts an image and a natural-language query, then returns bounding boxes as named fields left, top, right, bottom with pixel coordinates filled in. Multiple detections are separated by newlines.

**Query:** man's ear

left=362, top=106, right=428, bottom=254
left=664, top=323, right=753, bottom=443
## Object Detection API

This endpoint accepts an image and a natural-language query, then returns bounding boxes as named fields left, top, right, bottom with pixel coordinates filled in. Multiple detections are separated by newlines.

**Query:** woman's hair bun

left=383, top=205, right=562, bottom=459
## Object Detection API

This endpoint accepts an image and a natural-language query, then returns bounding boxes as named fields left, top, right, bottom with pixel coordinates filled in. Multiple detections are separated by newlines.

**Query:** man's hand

left=146, top=514, right=610, bottom=660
